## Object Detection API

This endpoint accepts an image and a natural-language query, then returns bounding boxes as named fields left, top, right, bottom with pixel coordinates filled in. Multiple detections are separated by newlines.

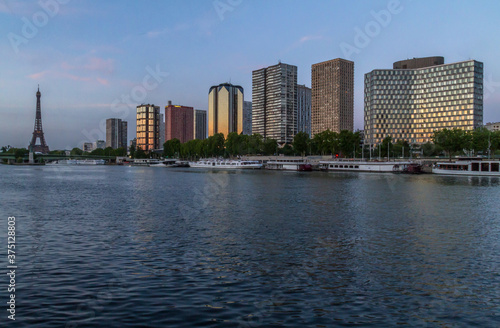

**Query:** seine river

left=1, top=165, right=500, bottom=327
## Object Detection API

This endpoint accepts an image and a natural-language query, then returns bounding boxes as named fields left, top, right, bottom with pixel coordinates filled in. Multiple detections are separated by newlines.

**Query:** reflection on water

left=1, top=165, right=499, bottom=327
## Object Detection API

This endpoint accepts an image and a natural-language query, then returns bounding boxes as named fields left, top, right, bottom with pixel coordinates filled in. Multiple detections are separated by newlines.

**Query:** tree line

left=431, top=127, right=500, bottom=160
left=4, top=127, right=498, bottom=162
left=159, top=130, right=363, bottom=159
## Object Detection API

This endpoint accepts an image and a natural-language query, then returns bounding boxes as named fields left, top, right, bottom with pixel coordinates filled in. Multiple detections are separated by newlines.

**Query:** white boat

left=432, top=160, right=500, bottom=176
left=189, top=159, right=262, bottom=169
left=49, top=159, right=106, bottom=165
left=265, top=159, right=312, bottom=171
left=319, top=160, right=420, bottom=173
left=149, top=159, right=178, bottom=167
left=130, top=159, right=162, bottom=166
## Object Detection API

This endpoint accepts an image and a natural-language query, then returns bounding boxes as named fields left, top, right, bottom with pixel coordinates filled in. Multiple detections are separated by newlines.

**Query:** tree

left=292, top=132, right=309, bottom=156
left=135, top=146, right=147, bottom=159
left=247, top=134, right=263, bottom=155
left=115, top=147, right=126, bottom=157
left=338, top=130, right=360, bottom=158
left=14, top=148, right=27, bottom=159
left=279, top=144, right=294, bottom=156
left=225, top=132, right=241, bottom=157
left=263, top=138, right=277, bottom=156
left=207, top=133, right=225, bottom=157
left=70, top=147, right=83, bottom=156
left=103, top=147, right=115, bottom=156
left=91, top=148, right=105, bottom=156
left=491, top=131, right=500, bottom=155
left=312, top=130, right=337, bottom=155
left=392, top=140, right=410, bottom=158
left=432, top=128, right=468, bottom=161
left=129, top=144, right=136, bottom=158
left=163, top=138, right=181, bottom=158
left=472, top=127, right=490, bottom=155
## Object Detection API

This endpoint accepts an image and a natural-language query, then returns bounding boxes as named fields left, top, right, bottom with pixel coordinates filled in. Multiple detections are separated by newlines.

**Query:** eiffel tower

left=29, top=86, right=50, bottom=153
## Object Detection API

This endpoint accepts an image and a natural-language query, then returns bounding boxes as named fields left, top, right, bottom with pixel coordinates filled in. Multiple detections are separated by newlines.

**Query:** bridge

left=0, top=153, right=116, bottom=164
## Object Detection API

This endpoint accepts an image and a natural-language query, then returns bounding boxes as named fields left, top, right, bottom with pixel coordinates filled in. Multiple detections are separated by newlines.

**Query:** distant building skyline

left=485, top=122, right=500, bottom=132
left=1, top=2, right=500, bottom=149
left=208, top=83, right=244, bottom=137
left=252, top=62, right=298, bottom=144
left=311, top=58, right=354, bottom=136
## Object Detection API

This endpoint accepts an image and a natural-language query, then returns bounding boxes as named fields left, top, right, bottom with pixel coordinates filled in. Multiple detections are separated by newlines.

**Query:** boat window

left=349, top=165, right=353, bottom=168
left=471, top=163, right=479, bottom=171
left=491, top=163, right=499, bottom=172
left=481, top=163, right=490, bottom=172
left=335, top=165, right=338, bottom=168
left=355, top=166, right=359, bottom=169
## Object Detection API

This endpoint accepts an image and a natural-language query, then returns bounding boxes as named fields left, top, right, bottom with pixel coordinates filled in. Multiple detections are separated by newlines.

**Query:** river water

left=1, top=165, right=499, bottom=327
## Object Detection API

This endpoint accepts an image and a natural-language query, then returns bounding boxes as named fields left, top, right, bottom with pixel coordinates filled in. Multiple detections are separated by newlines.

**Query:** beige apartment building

left=311, top=58, right=354, bottom=136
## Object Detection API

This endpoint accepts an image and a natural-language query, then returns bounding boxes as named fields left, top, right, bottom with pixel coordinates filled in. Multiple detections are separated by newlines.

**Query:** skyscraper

left=106, top=118, right=127, bottom=149
left=159, top=113, right=165, bottom=148
left=297, top=85, right=312, bottom=136
left=252, top=62, right=297, bottom=144
left=311, top=58, right=354, bottom=136
left=194, top=110, right=207, bottom=140
left=364, top=57, right=483, bottom=145
left=136, top=104, right=160, bottom=152
left=165, top=101, right=194, bottom=144
left=243, top=101, right=252, bottom=135
left=208, top=83, right=244, bottom=137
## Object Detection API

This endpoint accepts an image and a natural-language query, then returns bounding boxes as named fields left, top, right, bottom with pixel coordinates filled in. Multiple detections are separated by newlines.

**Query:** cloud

left=145, top=23, right=190, bottom=39
left=27, top=70, right=111, bottom=86
left=96, top=78, right=109, bottom=85
left=299, top=35, right=324, bottom=44
left=29, top=71, right=50, bottom=80
left=61, top=56, right=114, bottom=75
left=84, top=57, right=114, bottom=74
left=146, top=27, right=170, bottom=39
left=283, top=35, right=326, bottom=55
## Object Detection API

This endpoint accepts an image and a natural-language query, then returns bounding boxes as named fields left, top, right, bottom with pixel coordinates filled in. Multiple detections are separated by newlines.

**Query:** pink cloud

left=28, top=71, right=50, bottom=80
left=84, top=57, right=114, bottom=74
left=96, top=78, right=109, bottom=85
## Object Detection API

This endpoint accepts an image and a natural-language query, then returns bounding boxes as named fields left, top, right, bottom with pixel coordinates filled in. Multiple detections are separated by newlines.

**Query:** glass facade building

left=252, top=63, right=297, bottom=144
left=136, top=104, right=160, bottom=152
left=194, top=109, right=207, bottom=140
left=243, top=101, right=252, bottom=135
left=208, top=83, right=244, bottom=138
left=106, top=118, right=128, bottom=149
left=364, top=59, right=483, bottom=145
left=297, top=84, right=312, bottom=136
